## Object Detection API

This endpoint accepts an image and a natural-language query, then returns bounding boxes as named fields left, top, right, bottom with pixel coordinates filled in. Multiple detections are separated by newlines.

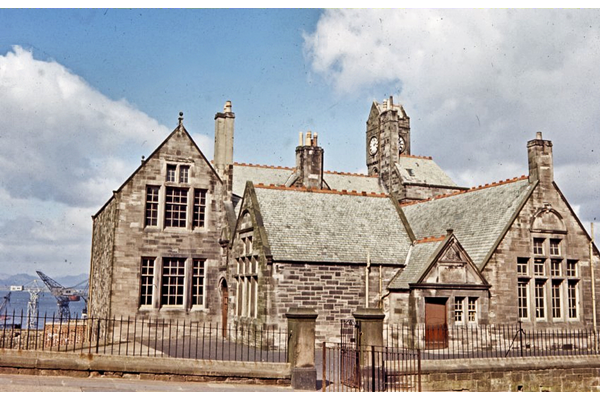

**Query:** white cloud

left=0, top=46, right=212, bottom=276
left=0, top=46, right=170, bottom=206
left=304, top=9, right=600, bottom=222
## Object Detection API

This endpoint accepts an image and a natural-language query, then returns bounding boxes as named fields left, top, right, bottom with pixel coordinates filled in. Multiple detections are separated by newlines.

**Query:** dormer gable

left=415, top=234, right=489, bottom=288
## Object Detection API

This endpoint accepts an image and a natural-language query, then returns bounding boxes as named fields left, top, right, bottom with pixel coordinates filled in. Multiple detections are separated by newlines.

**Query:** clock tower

left=366, top=96, right=410, bottom=191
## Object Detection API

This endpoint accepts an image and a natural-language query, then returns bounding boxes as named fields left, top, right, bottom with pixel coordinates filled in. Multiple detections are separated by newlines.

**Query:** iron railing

left=385, top=322, right=600, bottom=359
left=0, top=311, right=288, bottom=363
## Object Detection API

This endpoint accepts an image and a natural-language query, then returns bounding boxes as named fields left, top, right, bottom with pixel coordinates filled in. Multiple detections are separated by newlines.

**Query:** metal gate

left=322, top=319, right=421, bottom=392
left=340, top=319, right=360, bottom=388
left=322, top=343, right=421, bottom=392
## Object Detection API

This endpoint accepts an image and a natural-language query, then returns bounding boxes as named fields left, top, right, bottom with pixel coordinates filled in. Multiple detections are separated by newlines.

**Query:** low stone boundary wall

left=421, top=355, right=600, bottom=391
left=0, top=349, right=290, bottom=385
left=3, top=349, right=600, bottom=391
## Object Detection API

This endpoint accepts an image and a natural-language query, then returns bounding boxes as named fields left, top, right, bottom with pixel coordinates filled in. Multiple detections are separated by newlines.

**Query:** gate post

left=353, top=307, right=384, bottom=348
left=353, top=308, right=385, bottom=391
left=286, top=308, right=317, bottom=390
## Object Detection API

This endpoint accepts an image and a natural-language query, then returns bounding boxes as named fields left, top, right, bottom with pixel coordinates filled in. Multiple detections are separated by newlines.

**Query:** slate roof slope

left=232, top=163, right=384, bottom=197
left=253, top=187, right=412, bottom=265
left=388, top=239, right=444, bottom=290
left=401, top=177, right=534, bottom=268
left=232, top=164, right=293, bottom=197
left=322, top=173, right=383, bottom=194
left=397, top=156, right=459, bottom=187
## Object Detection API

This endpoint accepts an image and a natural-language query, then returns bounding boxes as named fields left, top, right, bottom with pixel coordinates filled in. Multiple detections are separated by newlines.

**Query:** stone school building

left=88, top=97, right=600, bottom=341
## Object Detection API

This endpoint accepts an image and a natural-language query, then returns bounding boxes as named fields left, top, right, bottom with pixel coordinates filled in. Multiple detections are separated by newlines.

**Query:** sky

left=0, top=8, right=599, bottom=277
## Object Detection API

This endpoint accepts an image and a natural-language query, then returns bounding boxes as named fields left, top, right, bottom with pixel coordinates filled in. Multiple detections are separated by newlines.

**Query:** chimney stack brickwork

left=528, top=131, right=554, bottom=188
left=295, top=131, right=324, bottom=189
left=214, top=101, right=235, bottom=196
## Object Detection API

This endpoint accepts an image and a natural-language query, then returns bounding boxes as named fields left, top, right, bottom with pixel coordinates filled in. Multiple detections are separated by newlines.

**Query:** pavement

left=0, top=373, right=298, bottom=392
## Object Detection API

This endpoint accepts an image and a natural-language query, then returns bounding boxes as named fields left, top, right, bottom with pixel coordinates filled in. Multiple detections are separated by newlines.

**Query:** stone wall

left=270, top=262, right=397, bottom=342
left=93, top=127, right=226, bottom=321
left=421, top=356, right=600, bottom=392
left=483, top=182, right=600, bottom=328
left=89, top=196, right=117, bottom=319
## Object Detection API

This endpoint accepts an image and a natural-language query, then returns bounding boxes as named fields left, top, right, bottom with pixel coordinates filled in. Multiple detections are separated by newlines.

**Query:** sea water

left=0, top=289, right=87, bottom=326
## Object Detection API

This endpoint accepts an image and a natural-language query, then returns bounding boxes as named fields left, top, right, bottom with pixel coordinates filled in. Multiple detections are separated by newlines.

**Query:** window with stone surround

left=566, top=260, right=578, bottom=277
left=179, top=165, right=190, bottom=184
left=144, top=163, right=209, bottom=231
left=568, top=281, right=578, bottom=319
left=235, top=231, right=258, bottom=319
left=139, top=256, right=206, bottom=310
left=140, top=258, right=155, bottom=306
left=517, top=258, right=529, bottom=276
left=467, top=298, right=477, bottom=323
left=161, top=258, right=185, bottom=306
left=166, top=163, right=191, bottom=183
left=550, top=239, right=561, bottom=256
left=551, top=280, right=562, bottom=319
left=166, top=164, right=177, bottom=182
left=518, top=280, right=529, bottom=319
left=145, top=186, right=159, bottom=227
left=191, top=259, right=205, bottom=306
left=165, top=187, right=188, bottom=228
left=193, top=189, right=207, bottom=228
left=533, top=238, right=545, bottom=255
left=453, top=297, right=477, bottom=324
left=534, top=280, right=546, bottom=319
left=454, top=297, right=464, bottom=323
left=517, top=237, right=579, bottom=322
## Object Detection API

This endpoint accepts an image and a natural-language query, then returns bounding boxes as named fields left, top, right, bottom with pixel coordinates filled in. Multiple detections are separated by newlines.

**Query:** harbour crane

left=0, top=292, right=10, bottom=320
left=36, top=271, right=88, bottom=320
left=25, top=280, right=43, bottom=329
left=3, top=280, right=44, bottom=328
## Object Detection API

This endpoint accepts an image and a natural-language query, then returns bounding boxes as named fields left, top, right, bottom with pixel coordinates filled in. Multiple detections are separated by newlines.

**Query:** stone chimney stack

left=528, top=131, right=554, bottom=188
left=295, top=131, right=324, bottom=189
left=214, top=101, right=235, bottom=195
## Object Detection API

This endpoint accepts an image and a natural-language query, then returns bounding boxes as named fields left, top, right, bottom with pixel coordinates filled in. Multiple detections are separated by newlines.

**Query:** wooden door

left=425, top=298, right=448, bottom=349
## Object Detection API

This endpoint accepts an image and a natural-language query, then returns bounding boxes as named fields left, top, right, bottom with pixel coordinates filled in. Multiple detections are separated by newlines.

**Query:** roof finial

left=178, top=111, right=184, bottom=126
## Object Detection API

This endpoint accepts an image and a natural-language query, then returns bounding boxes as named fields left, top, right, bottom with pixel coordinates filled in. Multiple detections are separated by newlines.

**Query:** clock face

left=398, top=136, right=405, bottom=154
left=369, top=136, right=378, bottom=156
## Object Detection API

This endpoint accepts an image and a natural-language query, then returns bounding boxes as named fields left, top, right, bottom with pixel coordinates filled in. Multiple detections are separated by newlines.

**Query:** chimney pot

left=536, top=131, right=543, bottom=140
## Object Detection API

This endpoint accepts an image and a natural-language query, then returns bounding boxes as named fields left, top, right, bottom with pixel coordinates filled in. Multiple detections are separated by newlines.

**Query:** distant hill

left=0, top=272, right=89, bottom=289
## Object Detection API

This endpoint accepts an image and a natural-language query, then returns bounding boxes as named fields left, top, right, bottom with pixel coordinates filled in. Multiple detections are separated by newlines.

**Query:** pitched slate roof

left=232, top=164, right=293, bottom=197
left=252, top=185, right=411, bottom=265
left=232, top=163, right=383, bottom=197
left=401, top=177, right=534, bottom=269
left=322, top=172, right=383, bottom=194
left=396, top=155, right=459, bottom=187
